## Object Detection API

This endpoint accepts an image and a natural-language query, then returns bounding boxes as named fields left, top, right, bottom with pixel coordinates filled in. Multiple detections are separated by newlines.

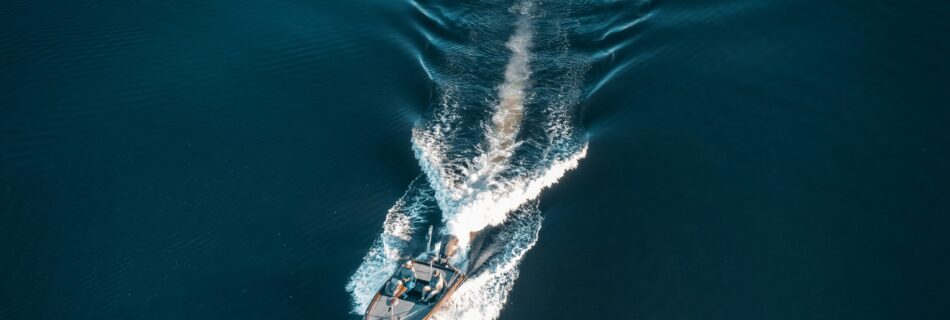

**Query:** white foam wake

left=348, top=1, right=589, bottom=318
left=434, top=205, right=543, bottom=320
left=414, top=1, right=543, bottom=248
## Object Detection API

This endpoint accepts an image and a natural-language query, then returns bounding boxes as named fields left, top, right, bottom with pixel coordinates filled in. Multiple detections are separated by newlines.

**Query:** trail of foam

left=434, top=205, right=543, bottom=320
left=477, top=3, right=532, bottom=168
left=423, top=1, right=539, bottom=247
left=444, top=144, right=586, bottom=248
left=349, top=1, right=590, bottom=318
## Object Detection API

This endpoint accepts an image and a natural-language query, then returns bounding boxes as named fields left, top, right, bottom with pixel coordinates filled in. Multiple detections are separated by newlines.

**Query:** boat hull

left=364, top=260, right=465, bottom=320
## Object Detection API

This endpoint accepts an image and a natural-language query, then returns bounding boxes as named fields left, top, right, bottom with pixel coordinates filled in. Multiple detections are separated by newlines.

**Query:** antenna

left=426, top=225, right=433, bottom=254
left=427, top=226, right=435, bottom=281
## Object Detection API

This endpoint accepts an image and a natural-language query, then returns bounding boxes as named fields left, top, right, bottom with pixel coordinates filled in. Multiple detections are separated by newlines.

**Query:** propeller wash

left=348, top=1, right=591, bottom=319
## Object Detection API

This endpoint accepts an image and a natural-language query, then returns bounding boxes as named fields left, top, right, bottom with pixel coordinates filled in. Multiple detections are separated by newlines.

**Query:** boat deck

left=364, top=261, right=463, bottom=320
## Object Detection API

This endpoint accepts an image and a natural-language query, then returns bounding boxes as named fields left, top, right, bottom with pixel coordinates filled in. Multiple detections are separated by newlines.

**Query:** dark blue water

left=2, top=0, right=948, bottom=319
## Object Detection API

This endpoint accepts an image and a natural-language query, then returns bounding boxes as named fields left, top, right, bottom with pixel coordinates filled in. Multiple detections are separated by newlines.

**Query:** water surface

left=1, top=0, right=948, bottom=319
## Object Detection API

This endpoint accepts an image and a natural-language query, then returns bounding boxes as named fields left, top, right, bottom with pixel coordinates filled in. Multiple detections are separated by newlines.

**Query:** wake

left=347, top=1, right=589, bottom=319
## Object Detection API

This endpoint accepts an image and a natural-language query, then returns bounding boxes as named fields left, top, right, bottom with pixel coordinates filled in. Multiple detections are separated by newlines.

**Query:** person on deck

left=394, top=260, right=417, bottom=298
left=422, top=270, right=445, bottom=303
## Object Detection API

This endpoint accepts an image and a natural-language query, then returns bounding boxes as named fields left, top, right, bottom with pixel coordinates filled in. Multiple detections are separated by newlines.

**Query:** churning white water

left=347, top=1, right=588, bottom=318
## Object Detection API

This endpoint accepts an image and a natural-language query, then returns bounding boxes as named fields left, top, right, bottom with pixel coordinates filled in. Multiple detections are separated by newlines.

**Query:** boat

left=364, top=233, right=465, bottom=320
